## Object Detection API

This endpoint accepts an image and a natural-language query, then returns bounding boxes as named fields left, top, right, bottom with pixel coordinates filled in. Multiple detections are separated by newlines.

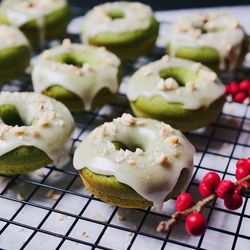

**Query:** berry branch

left=157, top=157, right=250, bottom=236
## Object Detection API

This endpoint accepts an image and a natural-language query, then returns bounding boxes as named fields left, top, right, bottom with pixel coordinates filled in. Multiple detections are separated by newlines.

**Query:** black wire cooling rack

left=0, top=4, right=250, bottom=250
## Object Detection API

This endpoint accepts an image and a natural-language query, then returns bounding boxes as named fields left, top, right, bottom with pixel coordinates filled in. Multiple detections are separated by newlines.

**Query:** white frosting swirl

left=168, top=12, right=246, bottom=71
left=0, top=92, right=74, bottom=165
left=127, top=56, right=225, bottom=110
left=81, top=1, right=154, bottom=42
left=32, top=41, right=121, bottom=110
left=73, top=114, right=194, bottom=211
left=0, top=24, right=29, bottom=49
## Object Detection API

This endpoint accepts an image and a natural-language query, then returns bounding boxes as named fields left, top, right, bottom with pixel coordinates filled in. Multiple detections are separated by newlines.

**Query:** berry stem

left=156, top=174, right=250, bottom=233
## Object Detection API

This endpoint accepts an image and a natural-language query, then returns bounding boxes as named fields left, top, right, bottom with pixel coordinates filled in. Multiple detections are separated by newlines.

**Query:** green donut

left=74, top=115, right=195, bottom=209
left=167, top=12, right=249, bottom=72
left=127, top=57, right=225, bottom=132
left=81, top=2, right=159, bottom=60
left=0, top=25, right=31, bottom=83
left=0, top=92, right=74, bottom=175
left=32, top=42, right=121, bottom=112
left=0, top=0, right=70, bottom=46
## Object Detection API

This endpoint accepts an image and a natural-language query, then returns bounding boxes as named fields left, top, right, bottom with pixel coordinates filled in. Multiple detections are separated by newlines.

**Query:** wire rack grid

left=0, top=4, right=250, bottom=250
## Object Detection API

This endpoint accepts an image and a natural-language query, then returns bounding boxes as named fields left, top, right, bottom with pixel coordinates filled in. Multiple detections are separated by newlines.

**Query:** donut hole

left=0, top=104, right=25, bottom=126
left=159, top=67, right=198, bottom=87
left=56, top=53, right=84, bottom=68
left=107, top=11, right=125, bottom=20
left=112, top=141, right=144, bottom=152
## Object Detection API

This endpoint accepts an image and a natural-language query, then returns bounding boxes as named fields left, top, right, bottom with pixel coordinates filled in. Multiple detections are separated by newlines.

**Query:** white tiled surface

left=0, top=4, right=250, bottom=250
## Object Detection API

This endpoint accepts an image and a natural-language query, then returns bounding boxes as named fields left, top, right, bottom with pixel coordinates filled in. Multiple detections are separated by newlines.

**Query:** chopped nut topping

left=159, top=126, right=170, bottom=138
left=13, top=127, right=27, bottom=136
left=136, top=120, right=146, bottom=126
left=231, top=20, right=240, bottom=29
left=46, top=189, right=60, bottom=200
left=191, top=63, right=202, bottom=74
left=165, top=135, right=179, bottom=145
left=62, top=38, right=72, bottom=49
left=142, top=67, right=152, bottom=76
left=135, top=148, right=144, bottom=156
left=42, top=51, right=51, bottom=59
left=186, top=80, right=197, bottom=91
left=118, top=113, right=136, bottom=126
left=38, top=118, right=49, bottom=127
left=157, top=78, right=179, bottom=91
left=128, top=159, right=136, bottom=167
left=156, top=154, right=169, bottom=166
left=31, top=130, right=40, bottom=137
left=162, top=55, right=170, bottom=62
left=190, top=29, right=202, bottom=39
left=82, top=231, right=89, bottom=238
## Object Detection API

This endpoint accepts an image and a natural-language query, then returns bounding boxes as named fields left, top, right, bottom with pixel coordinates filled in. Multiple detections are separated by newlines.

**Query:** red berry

left=225, top=84, right=231, bottom=94
left=236, top=158, right=247, bottom=169
left=230, top=82, right=239, bottom=95
left=233, top=92, right=246, bottom=103
left=202, top=172, right=221, bottom=189
left=246, top=158, right=250, bottom=171
left=235, top=181, right=250, bottom=195
left=235, top=166, right=250, bottom=181
left=216, top=180, right=236, bottom=199
left=224, top=193, right=243, bottom=210
left=239, top=80, right=250, bottom=92
left=176, top=192, right=194, bottom=211
left=185, top=213, right=207, bottom=236
left=199, top=182, right=214, bottom=197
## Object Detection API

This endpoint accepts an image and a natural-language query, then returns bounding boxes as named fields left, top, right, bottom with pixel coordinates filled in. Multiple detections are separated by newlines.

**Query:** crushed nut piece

left=142, top=67, right=152, bottom=76
left=135, top=148, right=144, bottom=156
left=156, top=154, right=169, bottom=165
left=13, top=127, right=27, bottom=136
left=62, top=38, right=72, bottom=49
left=186, top=80, right=197, bottom=91
left=46, top=189, right=60, bottom=200
left=231, top=20, right=240, bottom=29
left=191, top=63, right=202, bottom=74
left=162, top=55, right=170, bottom=62
left=82, top=231, right=89, bottom=238
left=128, top=159, right=136, bottom=167
left=118, top=113, right=136, bottom=126
left=157, top=78, right=179, bottom=91
left=38, top=118, right=49, bottom=127
left=165, top=136, right=179, bottom=145
left=31, top=130, right=40, bottom=137
left=159, top=126, right=170, bottom=139
left=136, top=120, right=146, bottom=126
left=81, top=63, right=93, bottom=72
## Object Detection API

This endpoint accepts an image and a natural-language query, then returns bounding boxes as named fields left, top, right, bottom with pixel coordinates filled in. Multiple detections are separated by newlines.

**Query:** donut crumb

left=128, top=159, right=137, bottom=167
left=116, top=213, right=126, bottom=221
left=82, top=231, right=89, bottom=238
left=17, top=192, right=24, bottom=201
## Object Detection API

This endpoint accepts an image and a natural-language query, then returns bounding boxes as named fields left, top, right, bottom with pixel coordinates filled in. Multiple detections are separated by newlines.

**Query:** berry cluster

left=157, top=158, right=250, bottom=236
left=225, top=79, right=250, bottom=104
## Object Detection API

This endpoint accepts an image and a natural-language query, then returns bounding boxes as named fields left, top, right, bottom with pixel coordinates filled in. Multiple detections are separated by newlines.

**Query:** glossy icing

left=168, top=12, right=245, bottom=70
left=127, top=56, right=225, bottom=110
left=81, top=1, right=153, bottom=42
left=73, top=114, right=194, bottom=211
left=0, top=92, right=74, bottom=165
left=0, top=0, right=67, bottom=44
left=32, top=41, right=121, bottom=110
left=0, top=24, right=29, bottom=49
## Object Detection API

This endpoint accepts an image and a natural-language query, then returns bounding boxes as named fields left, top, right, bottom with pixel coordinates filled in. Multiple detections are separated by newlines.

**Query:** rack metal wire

left=0, top=4, right=250, bottom=250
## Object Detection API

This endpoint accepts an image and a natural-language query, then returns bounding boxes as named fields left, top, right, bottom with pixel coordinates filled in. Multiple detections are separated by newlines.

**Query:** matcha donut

left=81, top=2, right=159, bottom=60
left=167, top=12, right=249, bottom=72
left=0, top=25, right=31, bottom=83
left=32, top=39, right=121, bottom=112
left=0, top=92, right=74, bottom=174
left=127, top=56, right=225, bottom=132
left=73, top=114, right=194, bottom=210
left=0, top=0, right=70, bottom=46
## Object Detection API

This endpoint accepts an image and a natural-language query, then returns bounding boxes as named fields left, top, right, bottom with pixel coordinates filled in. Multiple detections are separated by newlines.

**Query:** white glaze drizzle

left=0, top=92, right=74, bottom=166
left=81, top=1, right=153, bottom=43
left=0, top=24, right=29, bottom=49
left=32, top=41, right=121, bottom=110
left=168, top=12, right=245, bottom=71
left=127, top=57, right=225, bottom=110
left=73, top=114, right=194, bottom=212
left=0, top=0, right=67, bottom=45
